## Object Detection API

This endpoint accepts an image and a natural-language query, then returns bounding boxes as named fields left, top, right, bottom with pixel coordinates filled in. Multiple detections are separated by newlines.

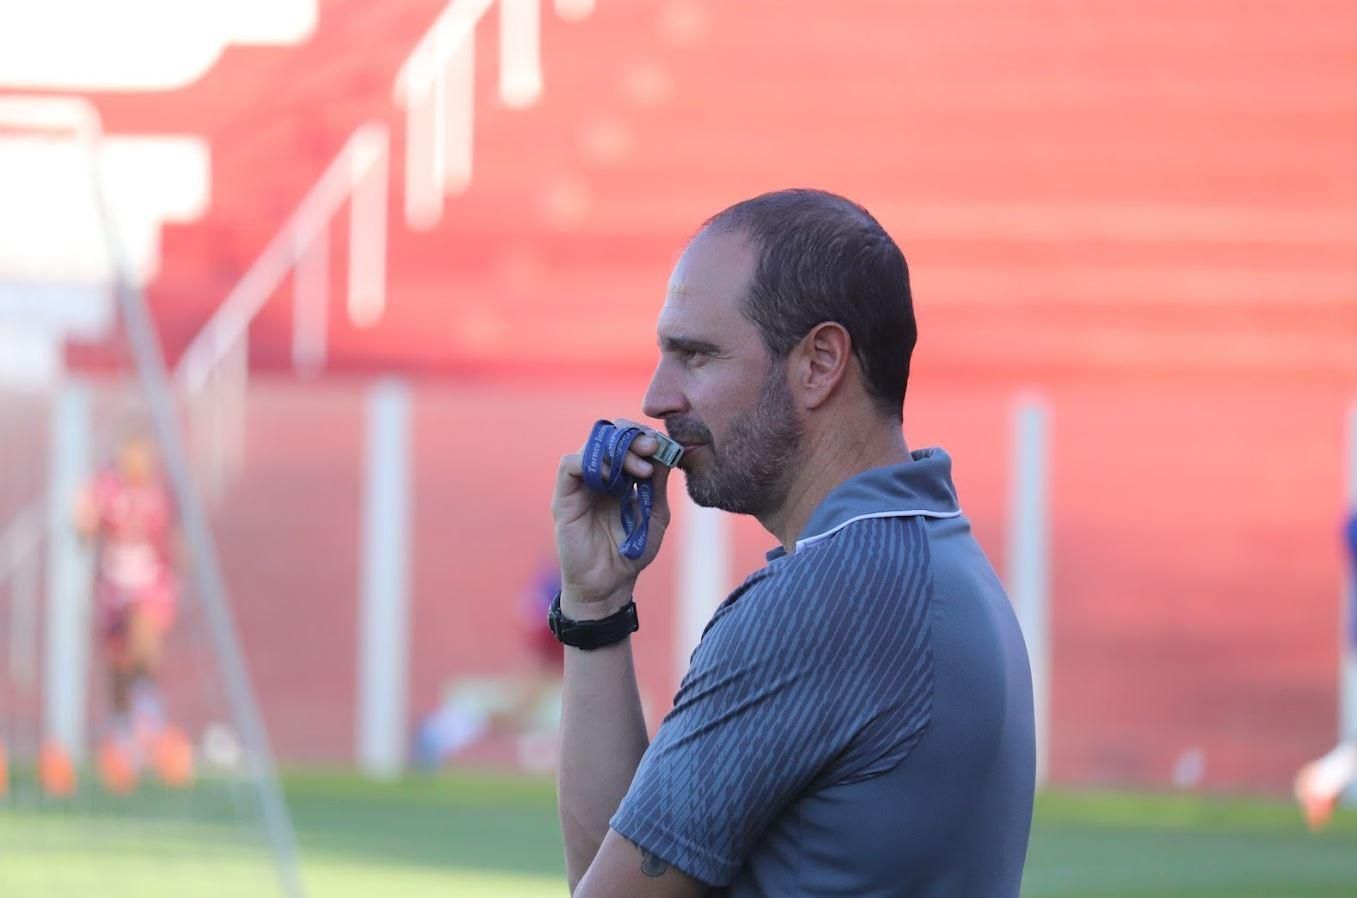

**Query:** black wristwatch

left=548, top=591, right=638, bottom=650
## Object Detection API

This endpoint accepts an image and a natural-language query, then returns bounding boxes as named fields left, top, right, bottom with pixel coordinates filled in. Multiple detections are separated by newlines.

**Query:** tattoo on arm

left=639, top=847, right=670, bottom=878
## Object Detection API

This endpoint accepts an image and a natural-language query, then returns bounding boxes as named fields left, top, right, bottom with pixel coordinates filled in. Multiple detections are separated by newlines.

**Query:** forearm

left=558, top=594, right=651, bottom=891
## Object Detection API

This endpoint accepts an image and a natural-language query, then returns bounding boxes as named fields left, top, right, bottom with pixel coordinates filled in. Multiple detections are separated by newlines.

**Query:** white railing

left=176, top=123, right=390, bottom=391
left=174, top=0, right=593, bottom=498
left=394, top=0, right=595, bottom=229
left=173, top=123, right=390, bottom=499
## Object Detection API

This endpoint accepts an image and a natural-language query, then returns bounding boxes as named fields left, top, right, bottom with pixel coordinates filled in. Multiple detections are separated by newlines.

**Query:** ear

left=791, top=322, right=852, bottom=411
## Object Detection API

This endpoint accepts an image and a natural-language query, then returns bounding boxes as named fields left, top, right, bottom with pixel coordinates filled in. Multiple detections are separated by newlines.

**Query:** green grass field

left=4, top=769, right=1357, bottom=896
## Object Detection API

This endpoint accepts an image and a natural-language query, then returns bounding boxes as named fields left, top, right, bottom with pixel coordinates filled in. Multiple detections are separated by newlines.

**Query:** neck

left=759, top=415, right=910, bottom=553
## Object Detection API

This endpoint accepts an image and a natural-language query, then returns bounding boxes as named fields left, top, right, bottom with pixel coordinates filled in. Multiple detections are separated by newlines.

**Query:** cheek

left=691, top=378, right=760, bottom=441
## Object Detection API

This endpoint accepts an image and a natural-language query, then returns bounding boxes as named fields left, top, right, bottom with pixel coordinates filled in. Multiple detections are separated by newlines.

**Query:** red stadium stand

left=44, top=0, right=1357, bottom=790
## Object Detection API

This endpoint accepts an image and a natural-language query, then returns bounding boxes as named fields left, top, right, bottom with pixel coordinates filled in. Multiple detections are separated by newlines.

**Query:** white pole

left=44, top=380, right=93, bottom=761
left=1008, top=394, right=1050, bottom=786
left=356, top=378, right=413, bottom=778
left=1340, top=403, right=1357, bottom=741
left=674, top=494, right=729, bottom=685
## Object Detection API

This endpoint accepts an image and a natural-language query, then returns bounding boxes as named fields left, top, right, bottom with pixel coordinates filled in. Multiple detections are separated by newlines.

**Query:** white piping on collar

left=794, top=507, right=962, bottom=552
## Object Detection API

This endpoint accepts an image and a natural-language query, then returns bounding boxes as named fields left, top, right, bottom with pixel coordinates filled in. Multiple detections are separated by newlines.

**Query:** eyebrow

left=658, top=335, right=722, bottom=355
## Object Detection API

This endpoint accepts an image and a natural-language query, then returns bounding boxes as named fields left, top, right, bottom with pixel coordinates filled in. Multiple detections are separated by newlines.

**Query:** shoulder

left=797, top=513, right=931, bottom=576
left=735, top=515, right=931, bottom=616
left=695, top=516, right=934, bottom=673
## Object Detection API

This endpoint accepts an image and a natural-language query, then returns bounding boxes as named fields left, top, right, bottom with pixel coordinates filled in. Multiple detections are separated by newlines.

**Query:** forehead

left=657, top=228, right=759, bottom=342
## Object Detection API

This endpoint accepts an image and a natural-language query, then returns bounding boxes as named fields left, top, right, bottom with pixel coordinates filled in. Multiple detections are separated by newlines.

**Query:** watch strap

left=548, top=591, right=638, bottom=650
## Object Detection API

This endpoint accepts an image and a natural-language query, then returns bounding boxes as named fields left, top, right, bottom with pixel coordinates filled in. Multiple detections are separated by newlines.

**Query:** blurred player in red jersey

left=72, top=429, right=193, bottom=794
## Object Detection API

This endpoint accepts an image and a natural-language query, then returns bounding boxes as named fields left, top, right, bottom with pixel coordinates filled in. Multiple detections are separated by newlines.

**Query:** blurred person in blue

left=551, top=189, right=1035, bottom=897
left=1295, top=508, right=1357, bottom=829
left=414, top=559, right=564, bottom=771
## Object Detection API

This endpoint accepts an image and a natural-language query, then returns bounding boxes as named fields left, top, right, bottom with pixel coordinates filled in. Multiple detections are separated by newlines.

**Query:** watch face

left=546, top=595, right=563, bottom=638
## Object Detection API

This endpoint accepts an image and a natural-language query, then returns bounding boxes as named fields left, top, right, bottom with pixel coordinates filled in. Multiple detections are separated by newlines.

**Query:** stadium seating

left=57, top=0, right=1357, bottom=790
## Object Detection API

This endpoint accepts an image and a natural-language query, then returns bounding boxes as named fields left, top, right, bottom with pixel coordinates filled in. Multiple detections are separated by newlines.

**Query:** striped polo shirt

left=612, top=448, right=1035, bottom=897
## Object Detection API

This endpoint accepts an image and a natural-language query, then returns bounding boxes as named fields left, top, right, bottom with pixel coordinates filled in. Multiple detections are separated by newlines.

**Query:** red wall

left=32, top=0, right=1355, bottom=790
left=195, top=374, right=1352, bottom=793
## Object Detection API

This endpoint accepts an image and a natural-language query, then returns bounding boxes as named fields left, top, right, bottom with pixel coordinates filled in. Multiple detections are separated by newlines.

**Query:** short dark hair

left=704, top=188, right=916, bottom=420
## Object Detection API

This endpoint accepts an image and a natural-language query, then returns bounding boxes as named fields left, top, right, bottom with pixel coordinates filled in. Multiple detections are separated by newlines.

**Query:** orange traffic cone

left=152, top=726, right=194, bottom=789
left=38, top=741, right=76, bottom=797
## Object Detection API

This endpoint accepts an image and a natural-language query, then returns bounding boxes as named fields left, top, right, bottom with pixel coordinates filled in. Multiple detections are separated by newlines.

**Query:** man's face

left=641, top=229, right=803, bottom=517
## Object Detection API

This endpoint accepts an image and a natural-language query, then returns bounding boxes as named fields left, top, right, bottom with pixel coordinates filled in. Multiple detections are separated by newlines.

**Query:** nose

left=642, top=357, right=685, bottom=422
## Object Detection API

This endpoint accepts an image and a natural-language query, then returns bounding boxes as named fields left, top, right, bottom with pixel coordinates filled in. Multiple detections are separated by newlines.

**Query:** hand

left=552, top=419, right=673, bottom=617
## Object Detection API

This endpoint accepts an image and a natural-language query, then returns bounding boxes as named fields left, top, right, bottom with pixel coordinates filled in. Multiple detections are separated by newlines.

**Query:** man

left=74, top=430, right=193, bottom=793
left=552, top=189, right=1035, bottom=896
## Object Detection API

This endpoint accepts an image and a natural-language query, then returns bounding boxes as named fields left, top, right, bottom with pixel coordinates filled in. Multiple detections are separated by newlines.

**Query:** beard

left=667, top=363, right=803, bottom=517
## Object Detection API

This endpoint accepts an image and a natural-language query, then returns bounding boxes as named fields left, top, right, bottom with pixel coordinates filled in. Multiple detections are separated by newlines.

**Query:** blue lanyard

left=581, top=419, right=654, bottom=560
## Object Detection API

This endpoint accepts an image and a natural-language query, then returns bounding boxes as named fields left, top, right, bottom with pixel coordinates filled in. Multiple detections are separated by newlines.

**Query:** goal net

left=0, top=96, right=304, bottom=898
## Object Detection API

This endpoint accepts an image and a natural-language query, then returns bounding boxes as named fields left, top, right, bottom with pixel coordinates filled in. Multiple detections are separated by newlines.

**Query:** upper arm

left=574, top=829, right=709, bottom=898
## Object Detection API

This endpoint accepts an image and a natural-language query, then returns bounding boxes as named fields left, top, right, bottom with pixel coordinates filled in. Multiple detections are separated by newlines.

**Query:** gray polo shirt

left=612, top=448, right=1035, bottom=896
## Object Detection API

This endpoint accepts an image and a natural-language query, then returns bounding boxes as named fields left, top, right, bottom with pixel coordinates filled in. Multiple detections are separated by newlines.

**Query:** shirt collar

left=766, top=447, right=962, bottom=561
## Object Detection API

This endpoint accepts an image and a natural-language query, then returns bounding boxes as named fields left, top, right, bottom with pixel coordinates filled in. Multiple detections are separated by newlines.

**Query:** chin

left=684, top=480, right=759, bottom=516
left=682, top=477, right=721, bottom=511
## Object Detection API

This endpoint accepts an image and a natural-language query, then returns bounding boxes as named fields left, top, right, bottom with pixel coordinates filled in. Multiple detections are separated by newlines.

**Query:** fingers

left=609, top=418, right=674, bottom=527
left=553, top=452, right=588, bottom=514
left=559, top=420, right=672, bottom=499
left=612, top=418, right=661, bottom=479
left=555, top=419, right=675, bottom=575
left=556, top=451, right=584, bottom=486
left=621, top=436, right=656, bottom=479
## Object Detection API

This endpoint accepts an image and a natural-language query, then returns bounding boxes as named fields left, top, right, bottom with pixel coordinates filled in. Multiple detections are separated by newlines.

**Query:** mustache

left=664, top=417, right=712, bottom=445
